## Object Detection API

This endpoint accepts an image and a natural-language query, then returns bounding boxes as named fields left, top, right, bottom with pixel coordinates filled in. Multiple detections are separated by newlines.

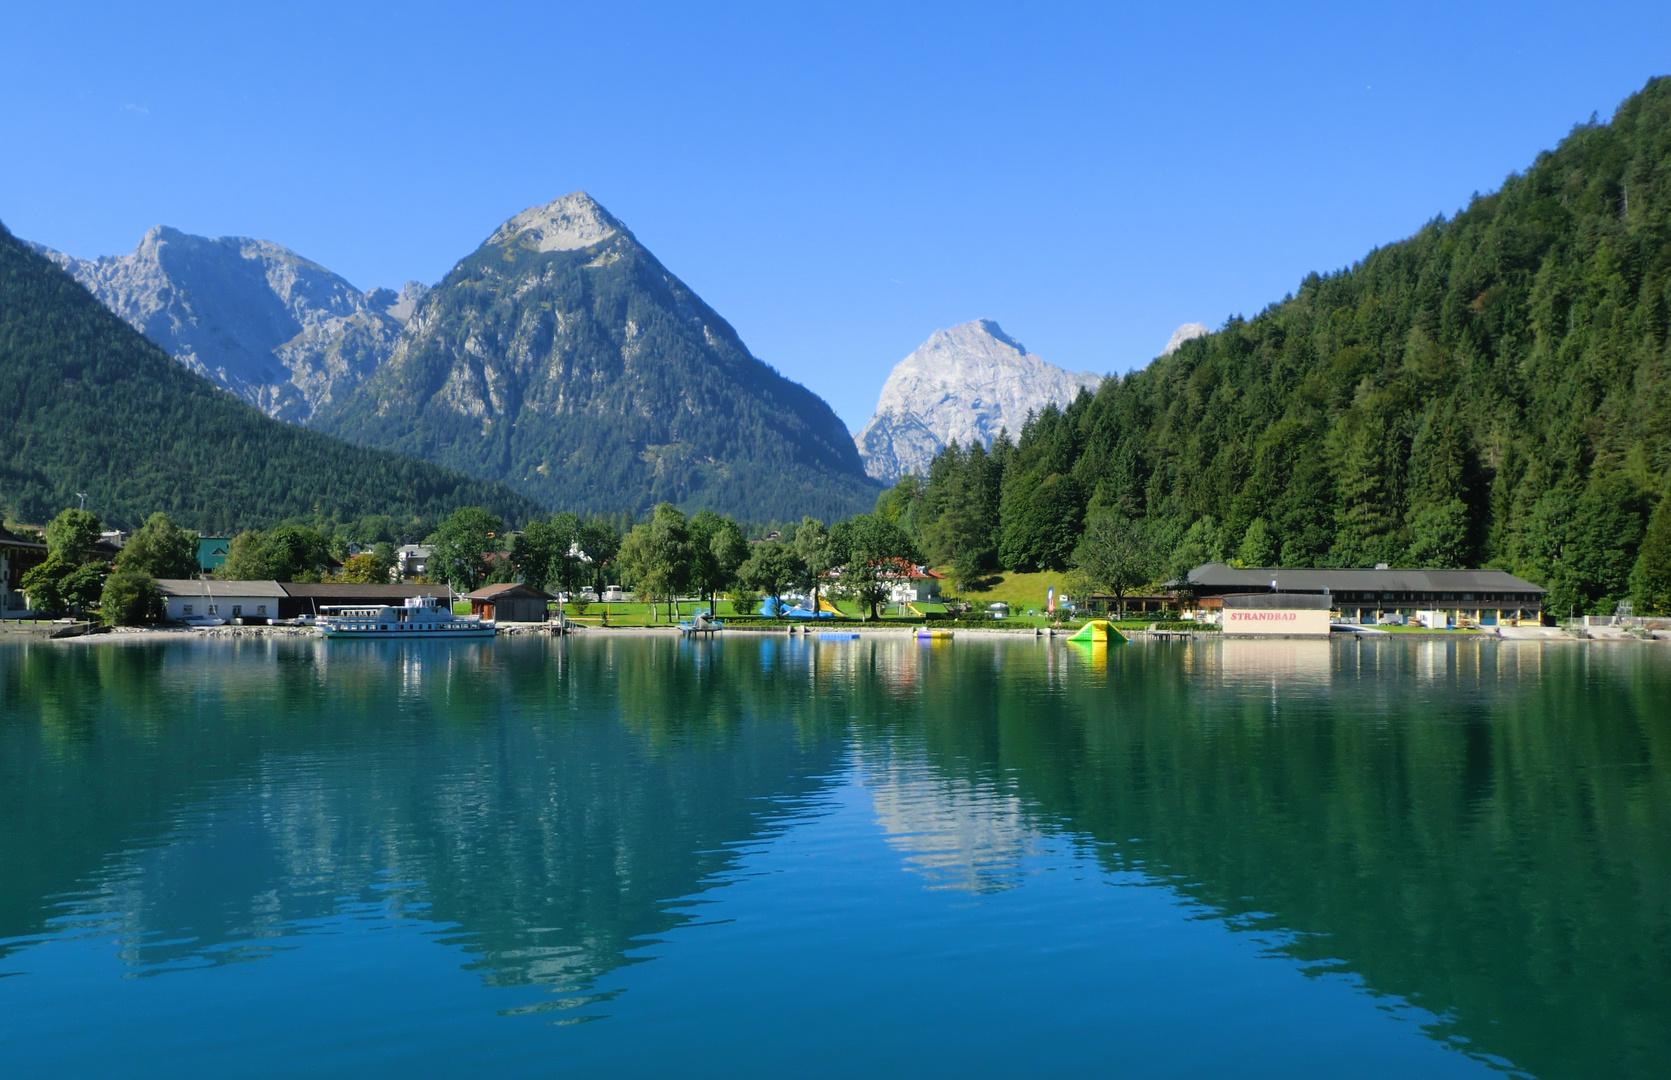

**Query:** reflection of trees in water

left=4, top=635, right=1669, bottom=1077
left=873, top=636, right=1671, bottom=1080
left=0, top=636, right=848, bottom=996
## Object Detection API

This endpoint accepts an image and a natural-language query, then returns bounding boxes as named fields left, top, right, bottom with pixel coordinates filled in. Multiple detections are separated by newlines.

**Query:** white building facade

left=154, top=579, right=289, bottom=622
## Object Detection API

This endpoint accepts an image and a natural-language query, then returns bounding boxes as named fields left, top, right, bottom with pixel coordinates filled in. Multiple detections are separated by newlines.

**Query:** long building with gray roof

left=1175, top=563, right=1546, bottom=625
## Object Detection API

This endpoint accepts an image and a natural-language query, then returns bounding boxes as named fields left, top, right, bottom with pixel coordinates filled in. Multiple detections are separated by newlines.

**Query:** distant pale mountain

left=0, top=221, right=538, bottom=531
left=315, top=192, right=878, bottom=522
left=31, top=229, right=426, bottom=423
left=854, top=319, right=1102, bottom=482
left=1162, top=322, right=1208, bottom=355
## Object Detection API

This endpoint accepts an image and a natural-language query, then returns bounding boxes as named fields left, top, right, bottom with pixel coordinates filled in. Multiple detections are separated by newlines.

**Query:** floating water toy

left=1066, top=620, right=1127, bottom=645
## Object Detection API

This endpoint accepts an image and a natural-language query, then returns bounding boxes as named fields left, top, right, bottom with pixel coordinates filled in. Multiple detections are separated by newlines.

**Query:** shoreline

left=4, top=622, right=1665, bottom=645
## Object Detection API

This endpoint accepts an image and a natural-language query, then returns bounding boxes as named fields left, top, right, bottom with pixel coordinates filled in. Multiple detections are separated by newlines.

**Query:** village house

left=154, top=579, right=289, bottom=623
left=395, top=544, right=433, bottom=580
left=0, top=528, right=49, bottom=618
left=887, top=565, right=944, bottom=605
left=197, top=536, right=233, bottom=574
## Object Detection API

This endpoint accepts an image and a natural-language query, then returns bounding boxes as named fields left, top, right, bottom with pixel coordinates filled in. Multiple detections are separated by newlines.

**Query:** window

left=208, top=605, right=218, bottom=615
left=181, top=604, right=194, bottom=616
left=257, top=604, right=267, bottom=615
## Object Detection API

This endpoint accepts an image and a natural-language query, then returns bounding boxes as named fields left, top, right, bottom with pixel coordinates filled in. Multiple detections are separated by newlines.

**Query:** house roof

left=279, top=583, right=446, bottom=600
left=154, top=579, right=289, bottom=598
left=1179, top=562, right=1545, bottom=595
left=0, top=529, right=47, bottom=552
left=464, top=582, right=553, bottom=601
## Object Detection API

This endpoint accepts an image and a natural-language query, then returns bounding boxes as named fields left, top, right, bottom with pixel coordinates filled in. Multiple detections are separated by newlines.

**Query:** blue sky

left=3, top=1, right=1668, bottom=429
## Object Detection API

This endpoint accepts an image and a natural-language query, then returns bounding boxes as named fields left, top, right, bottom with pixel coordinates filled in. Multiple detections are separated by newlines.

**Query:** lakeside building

left=276, top=582, right=454, bottom=620
left=1221, top=593, right=1332, bottom=636
left=154, top=579, right=288, bottom=623
left=1085, top=593, right=1171, bottom=617
left=1, top=529, right=49, bottom=618
left=464, top=583, right=553, bottom=623
left=1177, top=563, right=1546, bottom=627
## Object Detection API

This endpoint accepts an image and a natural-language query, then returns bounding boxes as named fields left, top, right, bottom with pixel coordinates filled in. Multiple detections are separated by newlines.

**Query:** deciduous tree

left=1071, top=511, right=1154, bottom=620
left=832, top=514, right=919, bottom=620
left=117, top=512, right=199, bottom=579
left=426, top=507, right=504, bottom=592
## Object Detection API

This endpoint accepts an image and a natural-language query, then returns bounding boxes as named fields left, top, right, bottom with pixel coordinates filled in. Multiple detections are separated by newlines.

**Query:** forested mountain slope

left=915, top=78, right=1671, bottom=616
left=316, top=192, right=879, bottom=523
left=0, top=224, right=540, bottom=532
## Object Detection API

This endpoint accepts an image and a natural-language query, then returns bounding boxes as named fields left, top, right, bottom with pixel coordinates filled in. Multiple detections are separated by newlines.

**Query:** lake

left=1, top=633, right=1667, bottom=1078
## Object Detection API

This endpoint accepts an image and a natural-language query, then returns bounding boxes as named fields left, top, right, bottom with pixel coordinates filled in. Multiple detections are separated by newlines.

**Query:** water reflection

left=1, top=635, right=1668, bottom=1079
left=0, top=636, right=848, bottom=995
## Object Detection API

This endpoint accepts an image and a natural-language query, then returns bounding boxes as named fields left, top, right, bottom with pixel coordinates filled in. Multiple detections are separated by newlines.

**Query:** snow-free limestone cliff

left=314, top=192, right=877, bottom=521
left=854, top=320, right=1102, bottom=482
left=32, top=229, right=425, bottom=423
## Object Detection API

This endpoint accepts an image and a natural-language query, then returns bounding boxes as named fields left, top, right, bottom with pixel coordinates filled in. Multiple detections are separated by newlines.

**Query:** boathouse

left=464, top=582, right=553, bottom=623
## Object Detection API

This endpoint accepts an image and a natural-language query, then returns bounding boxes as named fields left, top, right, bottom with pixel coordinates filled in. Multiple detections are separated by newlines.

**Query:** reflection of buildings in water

left=804, top=635, right=924, bottom=694
left=1211, top=639, right=1334, bottom=686
left=861, top=756, right=1040, bottom=894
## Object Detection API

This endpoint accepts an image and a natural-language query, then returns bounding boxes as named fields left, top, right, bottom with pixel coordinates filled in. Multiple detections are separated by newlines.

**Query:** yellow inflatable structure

left=1067, top=619, right=1127, bottom=645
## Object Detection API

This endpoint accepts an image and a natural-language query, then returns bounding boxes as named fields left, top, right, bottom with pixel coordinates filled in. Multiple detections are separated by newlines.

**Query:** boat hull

left=320, top=627, right=496, bottom=640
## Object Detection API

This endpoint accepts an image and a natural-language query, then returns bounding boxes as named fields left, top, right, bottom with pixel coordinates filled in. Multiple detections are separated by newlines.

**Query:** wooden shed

left=465, top=583, right=552, bottom=623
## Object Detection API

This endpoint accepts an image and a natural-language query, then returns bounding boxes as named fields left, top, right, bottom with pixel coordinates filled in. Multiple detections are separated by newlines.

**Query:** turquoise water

left=1, top=634, right=1667, bottom=1078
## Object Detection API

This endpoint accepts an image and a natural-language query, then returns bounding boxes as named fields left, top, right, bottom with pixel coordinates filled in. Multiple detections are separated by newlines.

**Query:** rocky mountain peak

left=854, top=319, right=1103, bottom=482
left=365, top=281, right=430, bottom=323
left=31, top=227, right=405, bottom=423
left=1162, top=322, right=1209, bottom=355
left=486, top=191, right=623, bottom=253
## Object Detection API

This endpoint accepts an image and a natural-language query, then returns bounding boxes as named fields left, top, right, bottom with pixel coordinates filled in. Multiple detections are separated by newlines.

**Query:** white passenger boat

left=317, top=596, right=496, bottom=640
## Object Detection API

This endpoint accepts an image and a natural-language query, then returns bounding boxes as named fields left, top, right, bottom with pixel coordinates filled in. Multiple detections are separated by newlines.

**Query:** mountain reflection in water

left=0, top=634, right=1667, bottom=1079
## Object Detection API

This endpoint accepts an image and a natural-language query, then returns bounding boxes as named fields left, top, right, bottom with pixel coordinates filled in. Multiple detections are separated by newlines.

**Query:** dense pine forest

left=898, top=78, right=1671, bottom=616
left=0, top=224, right=541, bottom=532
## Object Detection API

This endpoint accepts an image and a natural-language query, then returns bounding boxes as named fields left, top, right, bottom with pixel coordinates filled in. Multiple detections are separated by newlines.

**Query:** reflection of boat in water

left=318, top=596, right=495, bottom=640
left=677, top=612, right=724, bottom=636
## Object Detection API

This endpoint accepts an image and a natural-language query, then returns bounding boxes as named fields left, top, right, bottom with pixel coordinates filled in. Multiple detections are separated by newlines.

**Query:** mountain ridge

left=0, top=221, right=539, bottom=531
left=314, top=192, right=880, bottom=522
left=30, top=228, right=427, bottom=424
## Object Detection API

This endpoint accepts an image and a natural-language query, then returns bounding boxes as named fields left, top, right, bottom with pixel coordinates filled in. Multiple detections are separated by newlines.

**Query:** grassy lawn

left=939, top=569, right=1075, bottom=617
left=559, top=599, right=756, bottom=626
left=457, top=587, right=1203, bottom=632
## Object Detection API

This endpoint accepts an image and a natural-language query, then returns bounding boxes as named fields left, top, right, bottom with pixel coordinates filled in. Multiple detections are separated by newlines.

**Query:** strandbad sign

left=1223, top=608, right=1331, bottom=636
